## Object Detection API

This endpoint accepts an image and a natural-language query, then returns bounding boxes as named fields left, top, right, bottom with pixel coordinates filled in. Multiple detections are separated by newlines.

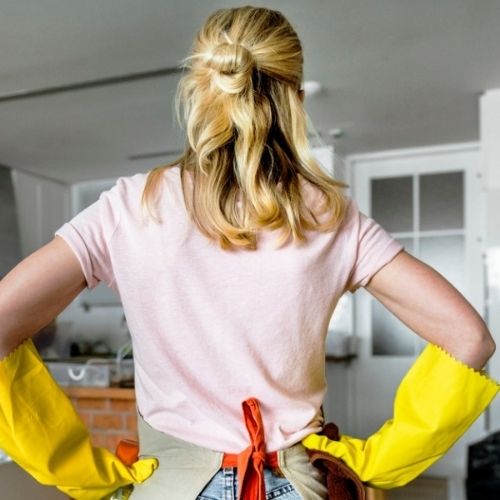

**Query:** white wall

left=479, top=88, right=500, bottom=432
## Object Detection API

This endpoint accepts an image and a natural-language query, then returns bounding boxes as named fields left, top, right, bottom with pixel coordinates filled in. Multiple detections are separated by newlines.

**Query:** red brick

left=125, top=414, right=138, bottom=432
left=92, top=434, right=122, bottom=451
left=93, top=413, right=124, bottom=430
left=110, top=399, right=137, bottom=412
left=77, top=411, right=93, bottom=428
left=76, top=398, right=108, bottom=410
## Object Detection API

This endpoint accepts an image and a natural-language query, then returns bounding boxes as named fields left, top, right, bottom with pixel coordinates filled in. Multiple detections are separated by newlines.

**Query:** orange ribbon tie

left=222, top=397, right=279, bottom=500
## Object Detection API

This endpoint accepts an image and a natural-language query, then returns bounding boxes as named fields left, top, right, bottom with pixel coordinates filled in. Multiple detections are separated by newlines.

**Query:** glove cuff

left=402, top=343, right=499, bottom=418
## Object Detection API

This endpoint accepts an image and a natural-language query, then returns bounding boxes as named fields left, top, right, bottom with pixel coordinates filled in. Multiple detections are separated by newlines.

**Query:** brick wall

left=64, top=387, right=138, bottom=452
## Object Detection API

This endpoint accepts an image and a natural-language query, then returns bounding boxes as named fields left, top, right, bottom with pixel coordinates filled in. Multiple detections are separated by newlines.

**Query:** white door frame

left=344, top=142, right=485, bottom=493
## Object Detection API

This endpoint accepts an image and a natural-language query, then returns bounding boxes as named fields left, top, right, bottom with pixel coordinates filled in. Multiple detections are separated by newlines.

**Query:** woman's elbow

left=455, top=328, right=496, bottom=370
left=481, top=333, right=496, bottom=358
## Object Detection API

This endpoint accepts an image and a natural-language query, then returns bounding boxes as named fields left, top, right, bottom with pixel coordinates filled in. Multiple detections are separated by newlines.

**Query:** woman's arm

left=365, top=250, right=496, bottom=370
left=0, top=236, right=86, bottom=358
left=303, top=252, right=499, bottom=489
left=0, top=238, right=159, bottom=495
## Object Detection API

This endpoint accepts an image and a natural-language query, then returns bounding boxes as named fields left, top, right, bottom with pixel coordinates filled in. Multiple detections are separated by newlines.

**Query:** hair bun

left=206, top=42, right=254, bottom=94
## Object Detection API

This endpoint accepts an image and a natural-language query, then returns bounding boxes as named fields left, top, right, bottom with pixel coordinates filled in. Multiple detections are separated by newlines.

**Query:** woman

left=0, top=6, right=497, bottom=500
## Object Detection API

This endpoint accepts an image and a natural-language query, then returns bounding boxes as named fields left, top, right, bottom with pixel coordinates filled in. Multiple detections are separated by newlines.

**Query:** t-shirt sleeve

left=54, top=181, right=122, bottom=289
left=344, top=198, right=404, bottom=293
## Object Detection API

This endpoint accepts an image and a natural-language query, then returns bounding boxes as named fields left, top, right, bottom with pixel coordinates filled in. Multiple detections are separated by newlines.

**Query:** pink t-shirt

left=55, top=165, right=404, bottom=453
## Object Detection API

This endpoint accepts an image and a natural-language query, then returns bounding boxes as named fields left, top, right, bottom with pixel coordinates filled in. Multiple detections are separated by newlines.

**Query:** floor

left=386, top=476, right=448, bottom=500
left=0, top=462, right=66, bottom=500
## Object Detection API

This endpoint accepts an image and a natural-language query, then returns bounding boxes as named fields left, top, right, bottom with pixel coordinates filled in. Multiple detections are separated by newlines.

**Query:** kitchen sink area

left=45, top=357, right=134, bottom=388
left=36, top=318, right=135, bottom=388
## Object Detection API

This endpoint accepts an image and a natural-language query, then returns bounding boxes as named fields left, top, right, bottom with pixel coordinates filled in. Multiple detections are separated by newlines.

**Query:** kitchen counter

left=63, top=386, right=135, bottom=400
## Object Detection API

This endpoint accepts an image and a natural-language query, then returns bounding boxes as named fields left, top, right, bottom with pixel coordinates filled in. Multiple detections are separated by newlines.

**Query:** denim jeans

left=196, top=466, right=301, bottom=499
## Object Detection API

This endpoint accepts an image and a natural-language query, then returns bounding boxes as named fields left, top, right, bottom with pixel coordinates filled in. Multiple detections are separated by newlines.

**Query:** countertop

left=62, top=386, right=135, bottom=399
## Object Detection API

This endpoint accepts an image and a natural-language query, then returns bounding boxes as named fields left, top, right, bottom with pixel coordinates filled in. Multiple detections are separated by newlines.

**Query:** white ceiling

left=1, top=0, right=499, bottom=184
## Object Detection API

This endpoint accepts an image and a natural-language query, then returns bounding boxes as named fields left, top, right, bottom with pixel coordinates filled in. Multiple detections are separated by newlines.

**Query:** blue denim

left=196, top=466, right=301, bottom=499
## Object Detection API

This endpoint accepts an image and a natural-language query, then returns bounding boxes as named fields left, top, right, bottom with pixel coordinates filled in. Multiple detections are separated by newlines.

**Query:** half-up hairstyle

left=141, top=5, right=348, bottom=250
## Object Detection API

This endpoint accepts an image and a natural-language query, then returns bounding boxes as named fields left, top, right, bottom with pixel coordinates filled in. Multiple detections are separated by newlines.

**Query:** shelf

left=325, top=353, right=358, bottom=363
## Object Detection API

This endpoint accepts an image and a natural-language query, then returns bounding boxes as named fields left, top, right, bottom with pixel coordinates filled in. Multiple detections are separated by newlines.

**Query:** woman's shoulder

left=113, top=165, right=180, bottom=196
left=299, top=177, right=358, bottom=228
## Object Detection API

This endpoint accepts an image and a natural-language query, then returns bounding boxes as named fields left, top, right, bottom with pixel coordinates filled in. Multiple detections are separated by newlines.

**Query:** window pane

left=399, top=237, right=415, bottom=257
left=372, top=238, right=415, bottom=356
left=419, top=235, right=465, bottom=293
left=371, top=176, right=413, bottom=232
left=420, top=171, right=464, bottom=230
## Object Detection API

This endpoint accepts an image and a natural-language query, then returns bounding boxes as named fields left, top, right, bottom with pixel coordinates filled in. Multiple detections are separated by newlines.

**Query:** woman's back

left=55, top=164, right=403, bottom=453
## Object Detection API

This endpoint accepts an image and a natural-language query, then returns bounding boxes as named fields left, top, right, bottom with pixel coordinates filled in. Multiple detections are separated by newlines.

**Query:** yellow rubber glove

left=302, top=342, right=499, bottom=489
left=0, top=339, right=158, bottom=499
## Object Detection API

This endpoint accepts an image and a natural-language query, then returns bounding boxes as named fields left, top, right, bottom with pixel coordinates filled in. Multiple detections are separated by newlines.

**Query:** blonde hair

left=141, top=5, right=348, bottom=250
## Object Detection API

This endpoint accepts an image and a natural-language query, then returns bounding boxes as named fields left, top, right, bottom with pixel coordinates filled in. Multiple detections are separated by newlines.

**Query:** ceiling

left=1, top=0, right=499, bottom=184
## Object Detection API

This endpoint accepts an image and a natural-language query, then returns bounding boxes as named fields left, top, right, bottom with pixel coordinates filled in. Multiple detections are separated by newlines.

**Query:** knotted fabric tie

left=222, top=397, right=280, bottom=500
